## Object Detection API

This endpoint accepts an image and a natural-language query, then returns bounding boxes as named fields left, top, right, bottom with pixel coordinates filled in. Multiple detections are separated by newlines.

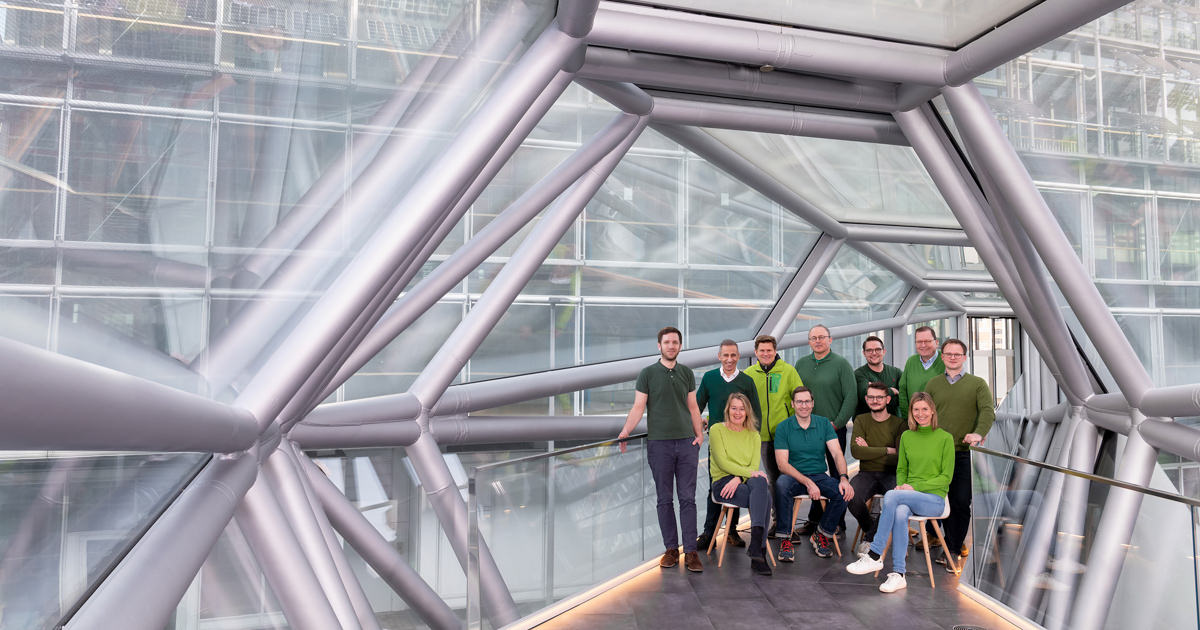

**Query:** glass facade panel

left=704, top=128, right=959, bottom=228
left=0, top=0, right=556, bottom=400
left=619, top=0, right=1039, bottom=48
left=981, top=8, right=1200, bottom=387
left=0, top=451, right=206, bottom=630
left=788, top=246, right=908, bottom=333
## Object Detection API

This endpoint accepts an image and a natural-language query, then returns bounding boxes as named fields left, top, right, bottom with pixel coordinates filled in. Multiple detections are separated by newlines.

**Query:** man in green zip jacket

left=744, top=334, right=802, bottom=534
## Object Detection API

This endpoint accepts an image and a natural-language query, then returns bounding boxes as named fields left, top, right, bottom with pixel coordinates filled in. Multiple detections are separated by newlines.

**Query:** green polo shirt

left=635, top=360, right=696, bottom=440
left=774, top=413, right=835, bottom=476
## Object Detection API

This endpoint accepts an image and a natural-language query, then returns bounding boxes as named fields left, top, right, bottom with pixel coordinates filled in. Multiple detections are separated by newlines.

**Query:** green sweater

left=924, top=373, right=995, bottom=452
left=794, top=351, right=857, bottom=430
left=849, top=412, right=905, bottom=473
left=709, top=423, right=762, bottom=480
left=745, top=360, right=803, bottom=441
left=898, top=353, right=945, bottom=419
left=854, top=362, right=903, bottom=417
left=897, top=425, right=955, bottom=497
left=696, top=369, right=762, bottom=426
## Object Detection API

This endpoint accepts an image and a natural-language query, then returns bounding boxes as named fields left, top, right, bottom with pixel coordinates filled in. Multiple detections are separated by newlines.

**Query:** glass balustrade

left=966, top=445, right=1200, bottom=630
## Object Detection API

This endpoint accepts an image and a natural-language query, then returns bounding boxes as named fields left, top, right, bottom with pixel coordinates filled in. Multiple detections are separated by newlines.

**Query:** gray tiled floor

left=538, top=533, right=1014, bottom=630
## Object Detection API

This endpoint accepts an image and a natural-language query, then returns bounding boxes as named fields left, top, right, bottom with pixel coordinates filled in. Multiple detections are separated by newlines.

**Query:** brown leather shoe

left=659, top=548, right=679, bottom=568
left=685, top=551, right=703, bottom=573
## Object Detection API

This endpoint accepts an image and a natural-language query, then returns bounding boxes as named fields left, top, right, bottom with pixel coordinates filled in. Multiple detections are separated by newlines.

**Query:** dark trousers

left=846, top=470, right=896, bottom=542
left=648, top=438, right=700, bottom=553
left=944, top=451, right=973, bottom=552
left=761, top=442, right=781, bottom=527
left=776, top=472, right=846, bottom=537
left=711, top=475, right=771, bottom=531
left=703, top=469, right=739, bottom=537
left=808, top=427, right=848, bottom=528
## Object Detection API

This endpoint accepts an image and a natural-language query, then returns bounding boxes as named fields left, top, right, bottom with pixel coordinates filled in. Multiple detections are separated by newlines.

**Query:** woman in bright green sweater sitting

left=709, top=392, right=773, bottom=576
left=845, top=392, right=955, bottom=593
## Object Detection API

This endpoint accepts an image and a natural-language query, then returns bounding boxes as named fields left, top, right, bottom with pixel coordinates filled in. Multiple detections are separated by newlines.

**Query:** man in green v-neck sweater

left=898, top=325, right=944, bottom=419
left=923, top=338, right=994, bottom=564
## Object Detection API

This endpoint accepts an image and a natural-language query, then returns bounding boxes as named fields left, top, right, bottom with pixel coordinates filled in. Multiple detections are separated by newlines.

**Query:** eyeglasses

left=809, top=335, right=830, bottom=341
left=794, top=399, right=815, bottom=405
left=942, top=352, right=965, bottom=358
left=865, top=395, right=887, bottom=401
left=864, top=348, right=883, bottom=353
left=915, top=339, right=936, bottom=344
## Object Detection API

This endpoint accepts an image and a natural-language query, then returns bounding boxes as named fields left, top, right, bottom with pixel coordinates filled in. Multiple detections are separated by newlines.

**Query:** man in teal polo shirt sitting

left=773, top=386, right=853, bottom=561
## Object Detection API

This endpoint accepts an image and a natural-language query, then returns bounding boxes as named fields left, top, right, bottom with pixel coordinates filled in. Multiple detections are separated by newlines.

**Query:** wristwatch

left=839, top=473, right=849, bottom=479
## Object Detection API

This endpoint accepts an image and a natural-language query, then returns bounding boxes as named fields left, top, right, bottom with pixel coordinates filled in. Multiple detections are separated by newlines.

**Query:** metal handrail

left=973, top=445, right=1200, bottom=508
left=469, top=432, right=648, bottom=474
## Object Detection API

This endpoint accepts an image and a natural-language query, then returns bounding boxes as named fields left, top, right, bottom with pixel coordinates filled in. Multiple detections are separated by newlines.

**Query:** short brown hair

left=914, top=325, right=937, bottom=339
left=941, top=338, right=967, bottom=354
left=658, top=326, right=682, bottom=344
left=754, top=334, right=777, bottom=350
left=791, top=386, right=812, bottom=402
left=866, top=382, right=889, bottom=396
left=862, top=335, right=885, bottom=351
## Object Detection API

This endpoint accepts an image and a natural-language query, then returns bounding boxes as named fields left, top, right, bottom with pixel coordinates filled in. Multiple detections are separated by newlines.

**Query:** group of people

left=616, top=324, right=994, bottom=593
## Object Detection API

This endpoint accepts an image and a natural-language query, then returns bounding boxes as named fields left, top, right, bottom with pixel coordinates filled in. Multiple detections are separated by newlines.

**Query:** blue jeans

left=648, top=438, right=700, bottom=552
left=869, top=489, right=946, bottom=574
left=775, top=473, right=845, bottom=537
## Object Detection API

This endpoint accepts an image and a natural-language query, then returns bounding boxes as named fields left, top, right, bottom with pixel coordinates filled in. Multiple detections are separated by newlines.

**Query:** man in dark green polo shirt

left=618, top=326, right=706, bottom=573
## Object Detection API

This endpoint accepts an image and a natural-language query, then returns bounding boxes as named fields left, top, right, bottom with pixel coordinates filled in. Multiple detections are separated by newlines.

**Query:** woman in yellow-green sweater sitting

left=845, top=392, right=955, bottom=593
left=708, top=392, right=773, bottom=576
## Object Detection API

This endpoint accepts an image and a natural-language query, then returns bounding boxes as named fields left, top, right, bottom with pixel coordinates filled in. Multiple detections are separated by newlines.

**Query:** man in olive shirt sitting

left=618, top=326, right=706, bottom=572
left=847, top=382, right=905, bottom=553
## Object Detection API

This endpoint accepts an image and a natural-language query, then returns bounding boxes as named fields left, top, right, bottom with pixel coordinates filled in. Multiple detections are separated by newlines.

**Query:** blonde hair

left=907, top=392, right=939, bottom=431
left=724, top=393, right=759, bottom=432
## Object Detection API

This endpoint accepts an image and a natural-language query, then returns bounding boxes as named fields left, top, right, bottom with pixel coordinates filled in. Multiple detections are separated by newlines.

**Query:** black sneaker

left=751, top=556, right=773, bottom=576
left=696, top=533, right=712, bottom=551
left=810, top=532, right=833, bottom=559
left=779, top=539, right=795, bottom=562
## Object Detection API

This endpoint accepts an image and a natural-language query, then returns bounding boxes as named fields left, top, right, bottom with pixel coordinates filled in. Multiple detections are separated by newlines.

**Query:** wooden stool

left=789, top=496, right=842, bottom=557
left=708, top=496, right=776, bottom=568
left=851, top=494, right=884, bottom=552
left=876, top=499, right=958, bottom=588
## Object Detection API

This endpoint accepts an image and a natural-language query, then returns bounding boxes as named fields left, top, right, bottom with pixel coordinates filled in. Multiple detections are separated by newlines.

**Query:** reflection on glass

left=789, top=246, right=908, bottom=332
left=0, top=0, right=556, bottom=400
left=704, top=127, right=959, bottom=228
left=0, top=451, right=206, bottom=630
left=621, top=0, right=1039, bottom=47
left=968, top=448, right=1200, bottom=630
left=168, top=519, right=289, bottom=630
left=468, top=436, right=709, bottom=622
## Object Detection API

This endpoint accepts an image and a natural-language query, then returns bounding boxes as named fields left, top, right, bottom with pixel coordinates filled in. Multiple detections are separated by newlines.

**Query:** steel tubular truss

left=4, top=1, right=1195, bottom=629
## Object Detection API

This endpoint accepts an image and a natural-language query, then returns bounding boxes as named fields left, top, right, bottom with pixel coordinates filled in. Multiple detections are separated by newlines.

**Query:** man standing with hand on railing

left=924, top=338, right=994, bottom=569
left=618, top=326, right=707, bottom=573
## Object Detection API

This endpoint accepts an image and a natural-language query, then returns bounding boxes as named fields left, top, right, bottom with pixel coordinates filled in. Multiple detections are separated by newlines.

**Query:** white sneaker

left=856, top=541, right=871, bottom=555
left=846, top=552, right=884, bottom=575
left=880, top=572, right=907, bottom=593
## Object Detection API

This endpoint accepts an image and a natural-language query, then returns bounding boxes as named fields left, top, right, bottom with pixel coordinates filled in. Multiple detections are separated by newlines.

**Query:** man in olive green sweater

left=847, top=382, right=905, bottom=550
left=898, top=325, right=945, bottom=419
left=923, top=338, right=994, bottom=564
left=794, top=324, right=856, bottom=535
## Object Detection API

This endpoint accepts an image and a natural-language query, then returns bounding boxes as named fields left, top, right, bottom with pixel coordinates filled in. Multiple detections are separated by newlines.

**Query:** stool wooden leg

left=931, top=520, right=959, bottom=575
left=707, top=507, right=723, bottom=555
left=791, top=496, right=803, bottom=537
left=764, top=538, right=777, bottom=567
left=919, top=523, right=936, bottom=588
left=717, top=507, right=732, bottom=567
